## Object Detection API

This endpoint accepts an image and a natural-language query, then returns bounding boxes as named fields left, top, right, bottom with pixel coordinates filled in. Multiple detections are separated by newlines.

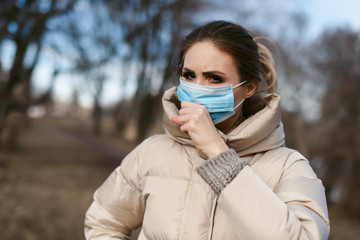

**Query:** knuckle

left=180, top=125, right=186, bottom=132
left=193, top=112, right=201, bottom=122
left=196, top=108, right=203, bottom=115
left=199, top=106, right=207, bottom=114
left=196, top=107, right=207, bottom=118
left=188, top=121, right=196, bottom=130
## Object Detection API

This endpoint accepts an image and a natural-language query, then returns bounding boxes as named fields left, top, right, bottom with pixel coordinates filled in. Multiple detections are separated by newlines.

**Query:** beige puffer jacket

left=84, top=87, right=330, bottom=240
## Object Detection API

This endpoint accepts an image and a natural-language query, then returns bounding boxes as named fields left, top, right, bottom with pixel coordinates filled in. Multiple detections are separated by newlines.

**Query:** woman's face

left=181, top=41, right=247, bottom=130
left=182, top=41, right=241, bottom=87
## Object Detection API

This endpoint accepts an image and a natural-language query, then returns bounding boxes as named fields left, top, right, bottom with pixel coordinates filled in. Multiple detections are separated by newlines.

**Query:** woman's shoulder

left=120, top=133, right=181, bottom=171
left=251, top=147, right=306, bottom=166
left=250, top=147, right=312, bottom=189
left=117, top=134, right=180, bottom=187
left=263, top=147, right=315, bottom=177
left=137, top=134, right=178, bottom=154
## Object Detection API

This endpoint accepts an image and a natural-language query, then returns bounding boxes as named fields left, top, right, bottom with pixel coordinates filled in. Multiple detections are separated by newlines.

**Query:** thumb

left=170, top=114, right=181, bottom=125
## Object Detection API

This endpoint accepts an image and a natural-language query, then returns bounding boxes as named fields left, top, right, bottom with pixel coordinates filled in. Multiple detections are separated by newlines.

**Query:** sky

left=298, top=0, right=360, bottom=35
left=25, top=0, right=360, bottom=110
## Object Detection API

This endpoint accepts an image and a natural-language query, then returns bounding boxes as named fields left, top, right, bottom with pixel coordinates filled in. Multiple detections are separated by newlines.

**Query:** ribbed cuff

left=196, top=149, right=249, bottom=196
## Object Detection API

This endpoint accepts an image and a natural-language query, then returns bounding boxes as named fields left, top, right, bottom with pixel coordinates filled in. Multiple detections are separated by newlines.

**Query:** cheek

left=233, top=88, right=245, bottom=102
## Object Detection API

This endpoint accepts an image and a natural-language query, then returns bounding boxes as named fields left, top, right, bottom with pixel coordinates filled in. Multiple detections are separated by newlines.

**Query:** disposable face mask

left=176, top=78, right=247, bottom=124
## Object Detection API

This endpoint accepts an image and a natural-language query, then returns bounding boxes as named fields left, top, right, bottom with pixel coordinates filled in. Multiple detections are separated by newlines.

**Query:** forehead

left=183, top=41, right=237, bottom=73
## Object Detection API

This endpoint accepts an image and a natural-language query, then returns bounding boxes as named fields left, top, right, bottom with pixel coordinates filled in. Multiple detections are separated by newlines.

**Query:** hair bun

left=254, top=37, right=277, bottom=94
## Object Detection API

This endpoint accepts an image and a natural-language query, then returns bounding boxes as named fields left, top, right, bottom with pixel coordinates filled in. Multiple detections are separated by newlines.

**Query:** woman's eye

left=209, top=75, right=223, bottom=83
left=182, top=73, right=195, bottom=80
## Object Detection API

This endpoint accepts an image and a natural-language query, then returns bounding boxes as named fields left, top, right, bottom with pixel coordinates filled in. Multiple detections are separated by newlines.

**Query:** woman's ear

left=245, top=79, right=258, bottom=98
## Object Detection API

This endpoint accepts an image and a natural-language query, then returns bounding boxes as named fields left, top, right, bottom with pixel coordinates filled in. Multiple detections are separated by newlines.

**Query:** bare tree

left=309, top=28, right=360, bottom=218
left=40, top=0, right=122, bottom=136
left=103, top=0, right=206, bottom=141
left=0, top=0, right=77, bottom=148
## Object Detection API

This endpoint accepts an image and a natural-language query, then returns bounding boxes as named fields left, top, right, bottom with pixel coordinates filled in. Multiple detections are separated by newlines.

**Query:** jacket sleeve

left=84, top=141, right=146, bottom=240
left=217, top=153, right=330, bottom=240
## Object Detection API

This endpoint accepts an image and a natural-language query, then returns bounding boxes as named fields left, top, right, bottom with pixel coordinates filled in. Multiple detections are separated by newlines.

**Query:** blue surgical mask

left=176, top=78, right=247, bottom=124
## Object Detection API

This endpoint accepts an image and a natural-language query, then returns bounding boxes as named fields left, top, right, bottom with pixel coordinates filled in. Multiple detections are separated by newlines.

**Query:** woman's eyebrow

left=183, top=68, right=226, bottom=76
left=203, top=70, right=226, bottom=76
left=183, top=67, right=195, bottom=74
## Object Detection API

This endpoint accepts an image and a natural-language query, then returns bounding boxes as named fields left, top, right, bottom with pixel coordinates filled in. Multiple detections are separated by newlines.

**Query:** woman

left=85, top=20, right=330, bottom=239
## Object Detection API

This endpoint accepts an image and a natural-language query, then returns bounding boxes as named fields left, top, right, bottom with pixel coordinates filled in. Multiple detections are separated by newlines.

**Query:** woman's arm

left=201, top=151, right=330, bottom=240
left=171, top=101, right=329, bottom=239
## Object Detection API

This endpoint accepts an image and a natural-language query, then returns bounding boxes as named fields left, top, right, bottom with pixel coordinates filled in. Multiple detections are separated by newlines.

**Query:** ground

left=0, top=117, right=139, bottom=240
left=0, top=117, right=359, bottom=239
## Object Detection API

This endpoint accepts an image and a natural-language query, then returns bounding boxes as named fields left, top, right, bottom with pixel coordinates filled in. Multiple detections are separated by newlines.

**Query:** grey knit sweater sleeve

left=196, top=149, right=249, bottom=196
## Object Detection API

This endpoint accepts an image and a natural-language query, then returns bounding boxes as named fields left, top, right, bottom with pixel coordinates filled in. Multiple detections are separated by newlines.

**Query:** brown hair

left=177, top=20, right=277, bottom=115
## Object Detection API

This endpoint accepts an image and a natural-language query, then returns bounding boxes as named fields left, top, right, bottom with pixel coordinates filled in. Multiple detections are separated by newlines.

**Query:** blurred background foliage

left=0, top=0, right=360, bottom=239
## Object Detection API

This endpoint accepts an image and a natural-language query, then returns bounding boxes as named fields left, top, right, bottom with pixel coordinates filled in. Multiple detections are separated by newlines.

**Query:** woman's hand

left=170, top=101, right=229, bottom=158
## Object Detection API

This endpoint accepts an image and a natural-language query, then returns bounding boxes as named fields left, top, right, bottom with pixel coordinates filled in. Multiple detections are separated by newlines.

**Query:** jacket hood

left=162, top=86, right=285, bottom=157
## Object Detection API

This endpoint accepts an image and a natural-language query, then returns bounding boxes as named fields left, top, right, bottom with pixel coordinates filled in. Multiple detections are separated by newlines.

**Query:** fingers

left=170, top=114, right=192, bottom=133
left=171, top=114, right=192, bottom=125
left=170, top=114, right=181, bottom=125
left=180, top=122, right=192, bottom=133
left=171, top=101, right=211, bottom=133
left=180, top=102, right=209, bottom=119
left=181, top=101, right=195, bottom=108
left=172, top=102, right=227, bottom=158
left=181, top=101, right=206, bottom=109
left=170, top=101, right=204, bottom=125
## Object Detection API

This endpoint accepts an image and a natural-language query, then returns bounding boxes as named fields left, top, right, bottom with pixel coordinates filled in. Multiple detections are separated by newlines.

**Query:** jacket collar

left=162, top=86, right=285, bottom=157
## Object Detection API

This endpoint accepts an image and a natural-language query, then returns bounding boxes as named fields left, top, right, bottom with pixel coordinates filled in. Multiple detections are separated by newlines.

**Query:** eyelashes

left=181, top=71, right=224, bottom=83
left=182, top=71, right=195, bottom=80
left=209, top=75, right=224, bottom=83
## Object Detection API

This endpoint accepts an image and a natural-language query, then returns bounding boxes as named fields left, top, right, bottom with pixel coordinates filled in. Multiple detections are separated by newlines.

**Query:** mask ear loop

left=233, top=80, right=247, bottom=109
left=233, top=80, right=247, bottom=89
left=234, top=98, right=245, bottom=110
